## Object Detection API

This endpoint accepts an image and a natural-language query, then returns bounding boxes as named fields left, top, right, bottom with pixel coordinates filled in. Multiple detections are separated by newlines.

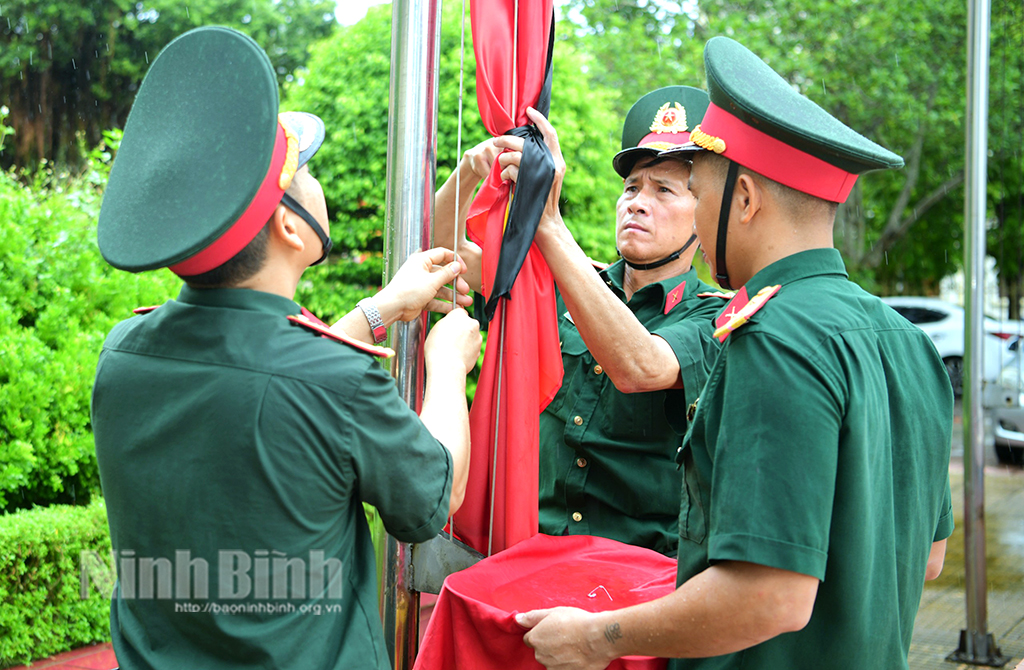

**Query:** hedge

left=0, top=135, right=180, bottom=512
left=0, top=500, right=113, bottom=668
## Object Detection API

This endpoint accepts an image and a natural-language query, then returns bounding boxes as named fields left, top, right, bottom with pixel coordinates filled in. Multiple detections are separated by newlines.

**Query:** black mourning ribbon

left=482, top=11, right=557, bottom=322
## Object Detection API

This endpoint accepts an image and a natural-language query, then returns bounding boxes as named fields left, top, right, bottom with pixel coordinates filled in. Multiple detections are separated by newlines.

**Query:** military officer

left=516, top=36, right=953, bottom=670
left=435, top=87, right=726, bottom=555
left=92, top=27, right=480, bottom=670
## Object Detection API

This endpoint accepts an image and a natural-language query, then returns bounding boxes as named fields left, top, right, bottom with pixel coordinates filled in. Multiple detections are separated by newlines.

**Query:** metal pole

left=949, top=0, right=1006, bottom=665
left=381, top=0, right=442, bottom=667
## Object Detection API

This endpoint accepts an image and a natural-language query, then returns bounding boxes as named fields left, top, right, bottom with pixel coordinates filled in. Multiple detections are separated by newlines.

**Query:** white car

left=880, top=296, right=1022, bottom=395
left=992, top=339, right=1024, bottom=465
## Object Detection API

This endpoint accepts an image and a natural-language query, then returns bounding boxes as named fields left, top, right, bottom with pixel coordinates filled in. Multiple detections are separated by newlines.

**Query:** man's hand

left=494, top=106, right=567, bottom=239
left=424, top=308, right=482, bottom=376
left=375, top=247, right=473, bottom=324
left=517, top=607, right=617, bottom=670
left=462, top=137, right=502, bottom=182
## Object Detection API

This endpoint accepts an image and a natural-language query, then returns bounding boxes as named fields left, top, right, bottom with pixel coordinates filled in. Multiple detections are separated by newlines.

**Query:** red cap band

left=637, top=130, right=691, bottom=149
left=169, top=124, right=288, bottom=276
left=700, top=103, right=859, bottom=203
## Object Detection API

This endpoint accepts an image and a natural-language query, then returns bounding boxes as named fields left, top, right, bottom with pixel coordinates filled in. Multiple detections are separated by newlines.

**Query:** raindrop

left=95, top=50, right=98, bottom=57
left=822, top=80, right=827, bottom=95
left=38, top=104, right=41, bottom=113
left=895, top=54, right=899, bottom=66
left=86, top=70, right=91, bottom=80
left=186, top=5, right=190, bottom=18
left=48, top=43, right=52, bottom=58
left=29, top=53, right=32, bottom=65
left=72, top=58, right=77, bottom=69
left=885, top=251, right=889, bottom=265
left=145, top=51, right=149, bottom=63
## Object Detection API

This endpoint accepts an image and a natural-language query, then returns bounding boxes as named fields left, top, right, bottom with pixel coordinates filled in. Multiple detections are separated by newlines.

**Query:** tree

left=285, top=2, right=622, bottom=321
left=562, top=0, right=1024, bottom=299
left=0, top=0, right=336, bottom=170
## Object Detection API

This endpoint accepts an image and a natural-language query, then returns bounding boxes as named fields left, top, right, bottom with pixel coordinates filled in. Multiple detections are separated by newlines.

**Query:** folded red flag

left=414, top=534, right=676, bottom=670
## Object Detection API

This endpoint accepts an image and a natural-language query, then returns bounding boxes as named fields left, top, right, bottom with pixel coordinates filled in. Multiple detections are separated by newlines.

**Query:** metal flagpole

left=949, top=0, right=1007, bottom=665
left=382, top=0, right=442, bottom=666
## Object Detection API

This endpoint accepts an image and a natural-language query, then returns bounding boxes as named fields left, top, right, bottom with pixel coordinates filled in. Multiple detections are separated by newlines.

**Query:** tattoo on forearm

left=604, top=622, right=623, bottom=644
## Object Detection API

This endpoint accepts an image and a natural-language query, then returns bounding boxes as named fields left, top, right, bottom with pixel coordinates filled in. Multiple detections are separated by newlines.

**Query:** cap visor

left=280, top=111, right=325, bottom=169
left=659, top=140, right=704, bottom=157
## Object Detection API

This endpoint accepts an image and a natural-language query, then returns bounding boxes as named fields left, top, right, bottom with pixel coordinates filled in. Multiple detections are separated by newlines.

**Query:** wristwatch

left=357, top=298, right=388, bottom=344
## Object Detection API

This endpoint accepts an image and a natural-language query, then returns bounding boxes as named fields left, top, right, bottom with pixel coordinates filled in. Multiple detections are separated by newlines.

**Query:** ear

left=732, top=173, right=763, bottom=226
left=268, top=204, right=305, bottom=253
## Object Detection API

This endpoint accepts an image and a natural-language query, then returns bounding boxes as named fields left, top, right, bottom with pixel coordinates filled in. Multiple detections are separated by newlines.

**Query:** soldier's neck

left=623, top=258, right=691, bottom=301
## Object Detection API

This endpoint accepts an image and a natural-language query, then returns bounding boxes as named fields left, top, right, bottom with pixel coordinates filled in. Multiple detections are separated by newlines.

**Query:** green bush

left=0, top=500, right=112, bottom=668
left=0, top=144, right=180, bottom=512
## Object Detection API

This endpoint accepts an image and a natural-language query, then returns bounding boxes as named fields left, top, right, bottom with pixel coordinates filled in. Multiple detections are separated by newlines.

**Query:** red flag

left=414, top=534, right=674, bottom=670
left=452, top=0, right=562, bottom=556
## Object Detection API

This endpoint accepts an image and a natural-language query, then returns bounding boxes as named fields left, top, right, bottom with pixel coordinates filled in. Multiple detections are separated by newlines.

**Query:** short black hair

left=180, top=221, right=271, bottom=288
left=698, top=152, right=838, bottom=221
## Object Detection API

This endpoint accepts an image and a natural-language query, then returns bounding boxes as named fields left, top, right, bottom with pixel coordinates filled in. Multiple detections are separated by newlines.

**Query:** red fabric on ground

left=414, top=534, right=676, bottom=670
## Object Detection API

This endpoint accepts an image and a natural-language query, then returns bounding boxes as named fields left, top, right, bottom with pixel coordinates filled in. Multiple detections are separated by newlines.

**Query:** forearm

left=586, top=563, right=817, bottom=661
left=419, top=362, right=471, bottom=514
left=536, top=220, right=681, bottom=393
left=331, top=292, right=406, bottom=345
left=434, top=160, right=482, bottom=249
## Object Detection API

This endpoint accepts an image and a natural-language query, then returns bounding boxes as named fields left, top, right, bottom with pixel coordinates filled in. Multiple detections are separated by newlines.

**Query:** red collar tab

left=132, top=305, right=160, bottom=315
left=287, top=314, right=395, bottom=358
left=713, top=284, right=781, bottom=342
left=589, top=258, right=609, bottom=272
left=664, top=280, right=686, bottom=315
left=169, top=122, right=292, bottom=277
left=692, top=103, right=859, bottom=203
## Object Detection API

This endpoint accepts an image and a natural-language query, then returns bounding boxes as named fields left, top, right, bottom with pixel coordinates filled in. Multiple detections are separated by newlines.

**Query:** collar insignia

left=713, top=284, right=781, bottom=342
left=664, top=280, right=686, bottom=315
left=650, top=102, right=688, bottom=134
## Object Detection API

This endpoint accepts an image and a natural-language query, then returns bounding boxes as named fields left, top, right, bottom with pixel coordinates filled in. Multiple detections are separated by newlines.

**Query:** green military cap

left=664, top=36, right=903, bottom=203
left=98, top=26, right=322, bottom=275
left=611, top=86, right=710, bottom=179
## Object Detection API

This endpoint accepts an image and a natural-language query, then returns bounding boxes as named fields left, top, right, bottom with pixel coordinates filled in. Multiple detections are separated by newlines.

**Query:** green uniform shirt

left=671, top=249, right=954, bottom=670
left=539, top=262, right=723, bottom=555
left=92, top=286, right=453, bottom=670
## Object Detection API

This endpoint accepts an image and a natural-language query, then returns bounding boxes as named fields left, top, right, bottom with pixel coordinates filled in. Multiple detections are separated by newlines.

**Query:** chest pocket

left=546, top=320, right=590, bottom=417
left=677, top=445, right=707, bottom=544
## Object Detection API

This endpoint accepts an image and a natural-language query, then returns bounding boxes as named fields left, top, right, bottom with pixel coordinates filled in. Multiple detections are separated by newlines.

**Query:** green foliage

left=0, top=155, right=179, bottom=512
left=0, top=500, right=112, bottom=668
left=0, top=0, right=336, bottom=170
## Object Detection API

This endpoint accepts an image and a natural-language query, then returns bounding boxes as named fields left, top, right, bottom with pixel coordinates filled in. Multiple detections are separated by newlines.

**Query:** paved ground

left=910, top=397, right=1024, bottom=669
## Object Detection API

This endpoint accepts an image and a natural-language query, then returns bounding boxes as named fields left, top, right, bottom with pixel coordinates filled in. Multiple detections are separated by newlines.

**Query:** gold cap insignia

left=649, top=102, right=688, bottom=134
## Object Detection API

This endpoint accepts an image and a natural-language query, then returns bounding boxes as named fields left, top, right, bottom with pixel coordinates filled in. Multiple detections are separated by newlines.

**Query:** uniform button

left=576, top=457, right=588, bottom=468
left=573, top=415, right=583, bottom=426
left=572, top=512, right=583, bottom=522
left=593, top=365, right=603, bottom=375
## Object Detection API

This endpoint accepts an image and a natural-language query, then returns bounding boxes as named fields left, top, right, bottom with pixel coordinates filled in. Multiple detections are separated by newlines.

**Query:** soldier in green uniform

left=92, top=27, right=480, bottom=669
left=435, top=87, right=726, bottom=555
left=516, top=36, right=953, bottom=670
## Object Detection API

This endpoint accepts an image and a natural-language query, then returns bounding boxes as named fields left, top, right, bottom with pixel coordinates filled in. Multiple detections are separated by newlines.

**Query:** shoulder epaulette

left=697, top=291, right=734, bottom=299
left=287, top=314, right=395, bottom=358
left=713, top=285, right=781, bottom=342
left=132, top=305, right=160, bottom=315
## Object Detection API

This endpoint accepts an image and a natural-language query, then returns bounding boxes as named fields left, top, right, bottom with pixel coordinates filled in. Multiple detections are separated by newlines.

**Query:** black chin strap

left=281, top=192, right=333, bottom=266
left=715, top=161, right=740, bottom=290
left=622, top=233, right=699, bottom=271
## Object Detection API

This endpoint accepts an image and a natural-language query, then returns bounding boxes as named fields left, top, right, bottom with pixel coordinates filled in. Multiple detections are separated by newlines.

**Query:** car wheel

left=943, top=356, right=964, bottom=396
